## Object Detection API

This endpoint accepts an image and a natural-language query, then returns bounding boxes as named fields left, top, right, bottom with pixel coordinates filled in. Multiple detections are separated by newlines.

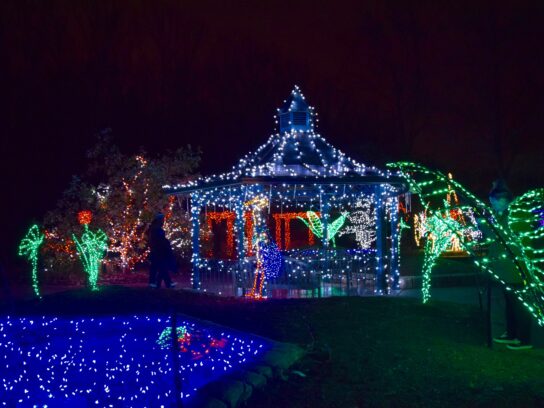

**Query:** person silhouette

left=489, top=180, right=532, bottom=350
left=148, top=213, right=177, bottom=289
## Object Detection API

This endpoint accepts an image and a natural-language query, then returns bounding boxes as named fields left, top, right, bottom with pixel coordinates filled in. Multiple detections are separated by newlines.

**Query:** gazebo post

left=390, top=196, right=400, bottom=290
left=234, top=198, right=246, bottom=294
left=190, top=193, right=201, bottom=290
left=322, top=199, right=329, bottom=251
left=320, top=192, right=330, bottom=298
left=375, top=186, right=386, bottom=294
left=234, top=201, right=246, bottom=259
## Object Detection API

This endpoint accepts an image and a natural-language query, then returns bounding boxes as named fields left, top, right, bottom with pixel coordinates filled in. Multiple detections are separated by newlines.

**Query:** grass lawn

left=3, top=287, right=544, bottom=407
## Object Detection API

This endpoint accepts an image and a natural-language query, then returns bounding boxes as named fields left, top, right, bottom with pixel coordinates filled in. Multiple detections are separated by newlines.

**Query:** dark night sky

left=1, top=0, right=544, bottom=265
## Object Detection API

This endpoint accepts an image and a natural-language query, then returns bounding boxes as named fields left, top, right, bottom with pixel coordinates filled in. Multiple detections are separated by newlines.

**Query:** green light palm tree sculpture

left=18, top=224, right=45, bottom=298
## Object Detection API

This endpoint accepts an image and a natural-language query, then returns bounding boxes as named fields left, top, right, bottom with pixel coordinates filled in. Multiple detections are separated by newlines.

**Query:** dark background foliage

left=2, top=0, right=543, bottom=268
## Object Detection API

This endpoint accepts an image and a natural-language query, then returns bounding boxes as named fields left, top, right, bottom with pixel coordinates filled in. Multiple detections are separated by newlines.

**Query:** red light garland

left=273, top=212, right=319, bottom=249
left=204, top=211, right=320, bottom=258
left=206, top=211, right=235, bottom=258
left=244, top=211, right=254, bottom=256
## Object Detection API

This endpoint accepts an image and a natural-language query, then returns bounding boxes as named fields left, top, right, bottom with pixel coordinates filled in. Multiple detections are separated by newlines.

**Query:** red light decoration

left=244, top=211, right=254, bottom=256
left=244, top=195, right=270, bottom=299
left=77, top=210, right=93, bottom=225
left=206, top=211, right=235, bottom=258
left=164, top=195, right=176, bottom=221
left=446, top=172, right=466, bottom=223
left=203, top=210, right=320, bottom=259
left=44, top=230, right=75, bottom=255
left=178, top=328, right=227, bottom=361
left=273, top=212, right=319, bottom=249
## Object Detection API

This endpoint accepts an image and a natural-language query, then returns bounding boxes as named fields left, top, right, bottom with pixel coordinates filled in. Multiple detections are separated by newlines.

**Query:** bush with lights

left=39, top=133, right=199, bottom=281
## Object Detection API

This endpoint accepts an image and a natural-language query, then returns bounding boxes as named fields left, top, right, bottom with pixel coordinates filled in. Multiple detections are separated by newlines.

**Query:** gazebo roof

left=166, top=86, right=404, bottom=194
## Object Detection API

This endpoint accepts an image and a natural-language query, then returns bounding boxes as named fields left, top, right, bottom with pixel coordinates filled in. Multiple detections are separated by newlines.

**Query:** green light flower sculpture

left=72, top=211, right=108, bottom=291
left=420, top=211, right=465, bottom=303
left=18, top=224, right=45, bottom=298
left=387, top=162, right=544, bottom=325
left=508, top=189, right=544, bottom=278
left=298, top=210, right=348, bottom=247
left=156, top=326, right=188, bottom=349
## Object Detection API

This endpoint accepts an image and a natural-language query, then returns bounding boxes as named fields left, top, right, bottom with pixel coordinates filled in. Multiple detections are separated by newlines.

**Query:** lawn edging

left=187, top=338, right=305, bottom=408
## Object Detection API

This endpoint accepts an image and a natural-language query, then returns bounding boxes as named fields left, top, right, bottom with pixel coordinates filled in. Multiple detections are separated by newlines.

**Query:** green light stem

left=73, top=224, right=108, bottom=291
left=297, top=211, right=347, bottom=247
left=18, top=225, right=45, bottom=298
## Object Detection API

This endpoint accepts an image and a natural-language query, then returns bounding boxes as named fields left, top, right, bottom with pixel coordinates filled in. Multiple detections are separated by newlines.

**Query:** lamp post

left=486, top=179, right=513, bottom=347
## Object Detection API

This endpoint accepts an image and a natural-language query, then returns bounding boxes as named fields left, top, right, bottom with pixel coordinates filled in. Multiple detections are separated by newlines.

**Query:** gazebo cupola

left=277, top=85, right=315, bottom=133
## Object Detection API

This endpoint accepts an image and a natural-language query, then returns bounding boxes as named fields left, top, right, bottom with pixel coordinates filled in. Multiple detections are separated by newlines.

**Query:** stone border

left=182, top=316, right=305, bottom=408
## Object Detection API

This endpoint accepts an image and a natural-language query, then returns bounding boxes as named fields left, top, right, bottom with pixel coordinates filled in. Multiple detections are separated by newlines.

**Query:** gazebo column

left=374, top=186, right=386, bottom=294
left=389, top=196, right=401, bottom=290
left=234, top=202, right=246, bottom=260
left=190, top=193, right=201, bottom=290
left=234, top=202, right=246, bottom=259
left=320, top=193, right=330, bottom=297
left=321, top=194, right=330, bottom=249
left=234, top=201, right=246, bottom=296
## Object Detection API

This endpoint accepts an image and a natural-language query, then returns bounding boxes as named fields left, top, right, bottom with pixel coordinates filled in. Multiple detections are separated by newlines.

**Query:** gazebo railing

left=192, top=248, right=378, bottom=298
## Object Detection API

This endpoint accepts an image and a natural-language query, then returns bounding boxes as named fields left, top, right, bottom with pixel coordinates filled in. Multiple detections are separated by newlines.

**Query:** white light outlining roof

left=165, top=86, right=403, bottom=193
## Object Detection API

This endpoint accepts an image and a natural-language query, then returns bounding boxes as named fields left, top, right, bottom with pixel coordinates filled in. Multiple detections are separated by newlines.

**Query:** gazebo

left=166, top=86, right=408, bottom=298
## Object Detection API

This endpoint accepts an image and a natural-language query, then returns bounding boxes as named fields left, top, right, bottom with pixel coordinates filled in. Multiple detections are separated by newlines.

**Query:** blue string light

left=260, top=240, right=282, bottom=279
left=0, top=315, right=268, bottom=406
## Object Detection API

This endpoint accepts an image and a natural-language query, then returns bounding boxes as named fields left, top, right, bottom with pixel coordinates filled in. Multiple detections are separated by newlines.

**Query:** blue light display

left=535, top=208, right=544, bottom=228
left=260, top=240, right=282, bottom=279
left=0, top=315, right=268, bottom=406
